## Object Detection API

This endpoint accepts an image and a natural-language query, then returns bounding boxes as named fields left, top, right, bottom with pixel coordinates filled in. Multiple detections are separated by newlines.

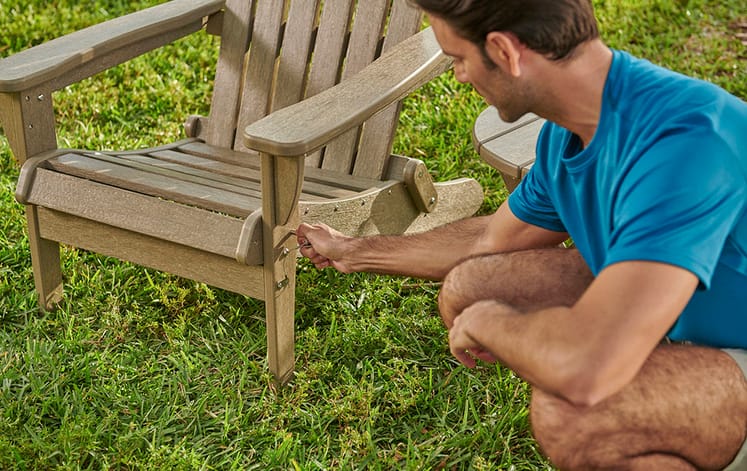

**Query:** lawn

left=0, top=1, right=745, bottom=469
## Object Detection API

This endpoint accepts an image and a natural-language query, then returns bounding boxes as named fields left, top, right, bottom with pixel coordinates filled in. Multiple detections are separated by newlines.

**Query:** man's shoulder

left=608, top=49, right=743, bottom=117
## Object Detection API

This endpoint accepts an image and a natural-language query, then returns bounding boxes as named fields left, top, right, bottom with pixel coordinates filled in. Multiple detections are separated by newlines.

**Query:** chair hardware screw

left=277, top=277, right=289, bottom=290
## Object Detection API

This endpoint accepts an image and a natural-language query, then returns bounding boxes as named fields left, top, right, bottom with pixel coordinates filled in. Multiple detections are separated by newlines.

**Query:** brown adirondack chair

left=0, top=0, right=483, bottom=383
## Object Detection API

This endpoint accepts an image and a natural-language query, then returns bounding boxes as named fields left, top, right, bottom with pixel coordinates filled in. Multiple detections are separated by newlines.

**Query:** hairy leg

left=438, top=248, right=593, bottom=326
left=531, top=344, right=747, bottom=470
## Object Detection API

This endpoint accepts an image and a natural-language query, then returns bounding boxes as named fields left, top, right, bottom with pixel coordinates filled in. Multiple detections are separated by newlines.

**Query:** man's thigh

left=438, top=248, right=593, bottom=325
left=531, top=344, right=747, bottom=470
left=723, top=348, right=747, bottom=471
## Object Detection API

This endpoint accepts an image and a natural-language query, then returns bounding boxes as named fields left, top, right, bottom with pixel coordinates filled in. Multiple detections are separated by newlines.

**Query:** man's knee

left=530, top=388, right=619, bottom=470
left=530, top=388, right=586, bottom=469
left=438, top=257, right=485, bottom=327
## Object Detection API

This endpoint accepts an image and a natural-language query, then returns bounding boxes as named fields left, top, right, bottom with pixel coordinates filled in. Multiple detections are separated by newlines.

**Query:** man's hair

left=413, top=0, right=600, bottom=61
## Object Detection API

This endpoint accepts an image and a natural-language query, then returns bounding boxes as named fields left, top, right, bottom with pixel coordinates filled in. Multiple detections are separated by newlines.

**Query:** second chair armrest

left=0, top=0, right=225, bottom=93
left=243, top=27, right=452, bottom=157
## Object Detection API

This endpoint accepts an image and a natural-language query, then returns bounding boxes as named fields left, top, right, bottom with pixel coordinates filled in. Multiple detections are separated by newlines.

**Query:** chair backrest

left=201, top=0, right=422, bottom=180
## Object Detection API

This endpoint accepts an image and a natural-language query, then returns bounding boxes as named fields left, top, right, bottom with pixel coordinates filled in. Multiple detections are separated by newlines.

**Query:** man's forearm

left=342, top=216, right=491, bottom=280
left=450, top=301, right=604, bottom=405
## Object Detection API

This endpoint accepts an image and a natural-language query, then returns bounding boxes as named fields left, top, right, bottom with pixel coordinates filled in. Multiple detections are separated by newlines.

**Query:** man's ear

left=485, top=31, right=523, bottom=77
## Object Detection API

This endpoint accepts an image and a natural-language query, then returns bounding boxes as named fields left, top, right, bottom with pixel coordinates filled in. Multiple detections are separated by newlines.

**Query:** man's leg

left=530, top=344, right=747, bottom=470
left=438, top=248, right=747, bottom=470
left=438, top=247, right=593, bottom=326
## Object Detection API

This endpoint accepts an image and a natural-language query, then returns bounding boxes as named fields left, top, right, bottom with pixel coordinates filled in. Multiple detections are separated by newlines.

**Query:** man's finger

left=470, top=348, right=497, bottom=364
left=452, top=347, right=477, bottom=368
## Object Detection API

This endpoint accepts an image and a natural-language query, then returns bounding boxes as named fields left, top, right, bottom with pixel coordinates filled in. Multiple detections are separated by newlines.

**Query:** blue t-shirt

left=509, top=50, right=747, bottom=348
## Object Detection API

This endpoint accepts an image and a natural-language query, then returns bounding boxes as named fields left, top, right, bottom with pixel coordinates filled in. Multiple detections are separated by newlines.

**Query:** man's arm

left=449, top=260, right=699, bottom=406
left=296, top=201, right=569, bottom=280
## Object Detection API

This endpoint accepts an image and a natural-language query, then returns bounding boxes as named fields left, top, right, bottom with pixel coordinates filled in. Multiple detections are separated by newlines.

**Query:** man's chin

left=495, top=107, right=524, bottom=123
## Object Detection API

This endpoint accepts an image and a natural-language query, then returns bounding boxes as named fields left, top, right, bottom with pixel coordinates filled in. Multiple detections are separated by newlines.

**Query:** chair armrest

left=0, top=0, right=225, bottom=93
left=243, top=27, right=452, bottom=157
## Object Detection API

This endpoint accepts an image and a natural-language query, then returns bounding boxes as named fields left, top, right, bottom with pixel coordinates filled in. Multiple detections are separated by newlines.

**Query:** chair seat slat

left=177, top=141, right=386, bottom=192
left=47, top=152, right=260, bottom=217
left=27, top=169, right=245, bottom=259
left=147, top=150, right=360, bottom=199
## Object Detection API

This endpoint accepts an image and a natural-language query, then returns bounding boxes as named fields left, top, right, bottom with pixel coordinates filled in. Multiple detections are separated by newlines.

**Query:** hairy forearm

left=453, top=301, right=644, bottom=407
left=343, top=216, right=492, bottom=280
left=300, top=201, right=569, bottom=280
left=451, top=261, right=700, bottom=407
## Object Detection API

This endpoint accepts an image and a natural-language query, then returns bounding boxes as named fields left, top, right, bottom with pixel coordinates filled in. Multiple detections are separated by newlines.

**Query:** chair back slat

left=204, top=0, right=254, bottom=147
left=270, top=0, right=320, bottom=112
left=341, top=0, right=390, bottom=79
left=318, top=0, right=390, bottom=174
left=233, top=0, right=286, bottom=151
left=304, top=0, right=354, bottom=98
left=352, top=0, right=422, bottom=178
left=206, top=0, right=422, bottom=178
left=302, top=0, right=355, bottom=167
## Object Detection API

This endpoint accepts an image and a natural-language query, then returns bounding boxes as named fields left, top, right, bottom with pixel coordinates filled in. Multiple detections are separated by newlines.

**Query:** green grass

left=1, top=0, right=745, bottom=469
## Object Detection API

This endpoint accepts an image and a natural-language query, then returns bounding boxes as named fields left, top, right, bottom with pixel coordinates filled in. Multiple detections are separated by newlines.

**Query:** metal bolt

left=276, top=277, right=289, bottom=290
left=429, top=196, right=436, bottom=205
left=37, top=94, right=44, bottom=101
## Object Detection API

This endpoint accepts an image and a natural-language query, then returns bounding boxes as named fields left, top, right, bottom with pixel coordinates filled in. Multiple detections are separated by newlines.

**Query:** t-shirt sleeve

left=508, top=126, right=567, bottom=233
left=605, top=133, right=746, bottom=288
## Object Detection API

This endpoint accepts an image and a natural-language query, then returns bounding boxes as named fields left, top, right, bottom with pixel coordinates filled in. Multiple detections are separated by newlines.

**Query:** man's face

left=429, top=15, right=528, bottom=122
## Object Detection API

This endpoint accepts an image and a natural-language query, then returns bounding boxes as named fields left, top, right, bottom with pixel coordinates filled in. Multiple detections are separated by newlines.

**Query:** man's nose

left=453, top=64, right=468, bottom=83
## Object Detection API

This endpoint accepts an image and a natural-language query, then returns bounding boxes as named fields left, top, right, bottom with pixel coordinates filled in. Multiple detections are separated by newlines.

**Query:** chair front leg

left=1, top=90, right=64, bottom=310
left=26, top=206, right=63, bottom=310
left=260, top=152, right=304, bottom=385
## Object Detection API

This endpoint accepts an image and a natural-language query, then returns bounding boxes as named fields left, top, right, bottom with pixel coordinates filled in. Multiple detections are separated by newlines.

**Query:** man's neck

left=532, top=40, right=613, bottom=148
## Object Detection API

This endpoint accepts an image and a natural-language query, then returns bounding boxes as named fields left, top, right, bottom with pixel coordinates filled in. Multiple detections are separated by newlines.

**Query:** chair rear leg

left=25, top=206, right=63, bottom=310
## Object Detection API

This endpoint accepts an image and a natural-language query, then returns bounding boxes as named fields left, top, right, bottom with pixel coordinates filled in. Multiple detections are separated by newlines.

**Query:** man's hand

left=448, top=300, right=500, bottom=368
left=296, top=223, right=355, bottom=273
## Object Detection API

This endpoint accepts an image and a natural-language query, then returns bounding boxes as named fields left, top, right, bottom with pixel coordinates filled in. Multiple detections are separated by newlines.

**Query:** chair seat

left=36, top=139, right=384, bottom=217
left=18, top=138, right=485, bottom=266
left=15, top=139, right=397, bottom=265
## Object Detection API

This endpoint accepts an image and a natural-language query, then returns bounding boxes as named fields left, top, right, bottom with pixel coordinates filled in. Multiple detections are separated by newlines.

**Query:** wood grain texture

left=25, top=206, right=63, bottom=310
left=0, top=89, right=57, bottom=165
left=205, top=0, right=255, bottom=147
left=37, top=208, right=266, bottom=299
left=25, top=168, right=247, bottom=260
left=233, top=0, right=285, bottom=151
left=272, top=1, right=320, bottom=112
left=352, top=0, right=422, bottom=179
left=319, top=0, right=390, bottom=173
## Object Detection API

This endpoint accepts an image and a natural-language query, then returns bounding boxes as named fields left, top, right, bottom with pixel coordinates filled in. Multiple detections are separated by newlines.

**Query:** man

left=296, top=0, right=747, bottom=469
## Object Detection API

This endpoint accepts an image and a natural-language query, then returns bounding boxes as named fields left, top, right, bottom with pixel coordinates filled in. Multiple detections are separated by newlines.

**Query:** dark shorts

left=723, top=348, right=747, bottom=471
